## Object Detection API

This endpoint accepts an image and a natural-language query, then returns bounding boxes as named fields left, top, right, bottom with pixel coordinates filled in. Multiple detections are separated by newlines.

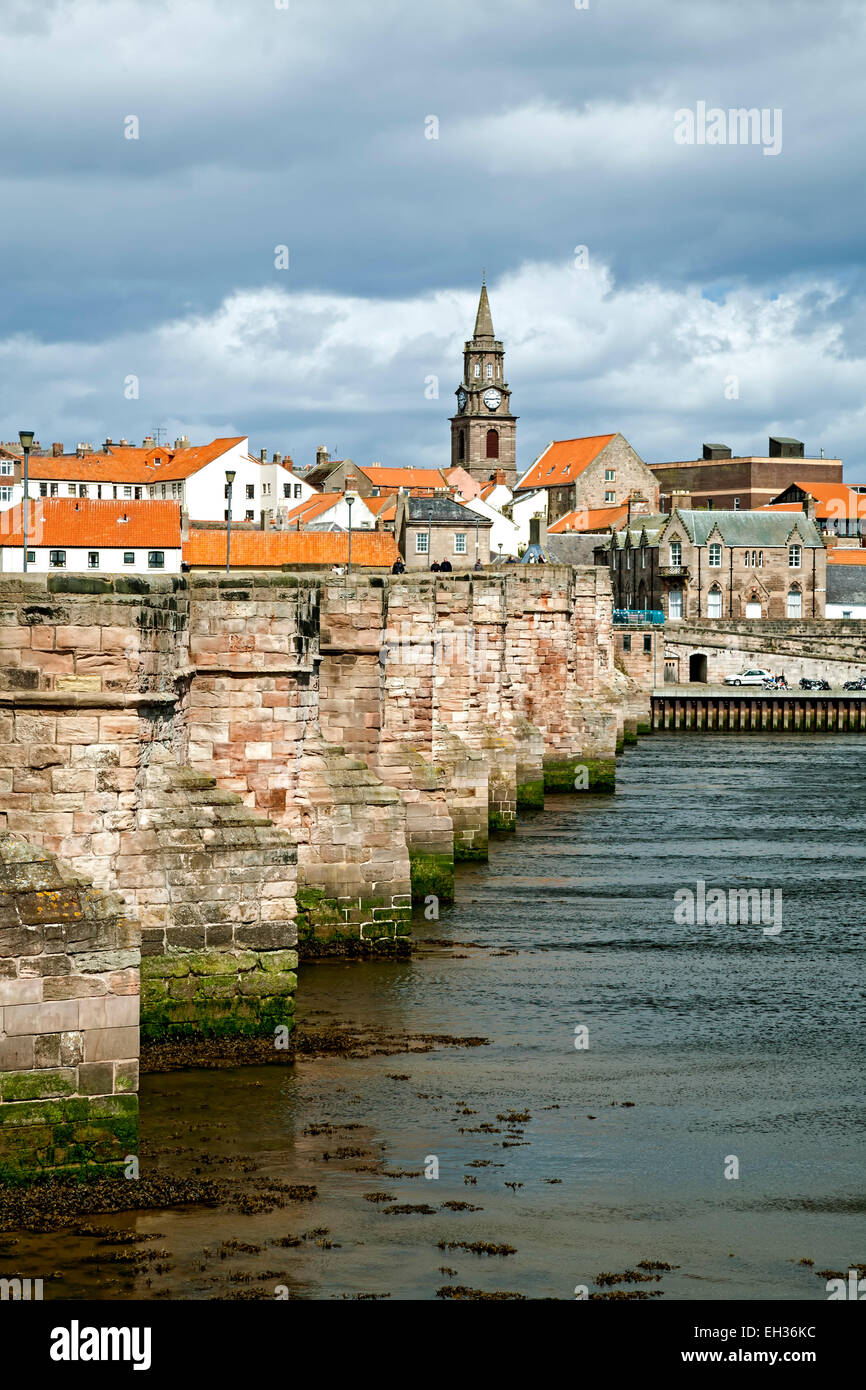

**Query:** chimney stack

left=273, top=452, right=282, bottom=466
left=260, top=448, right=267, bottom=462
left=803, top=494, right=817, bottom=522
left=52, top=442, right=64, bottom=457
left=670, top=488, right=691, bottom=512
left=316, top=446, right=330, bottom=469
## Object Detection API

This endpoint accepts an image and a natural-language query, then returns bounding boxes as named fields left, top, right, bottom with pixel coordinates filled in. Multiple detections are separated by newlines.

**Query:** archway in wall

left=689, top=652, right=708, bottom=683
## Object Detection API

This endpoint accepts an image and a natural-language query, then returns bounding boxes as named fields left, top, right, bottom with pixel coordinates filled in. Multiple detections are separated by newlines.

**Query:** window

left=758, top=550, right=763, bottom=567
left=293, top=484, right=302, bottom=498
left=223, top=510, right=230, bottom=521
left=0, top=486, right=11, bottom=502
left=39, top=482, right=48, bottom=496
left=79, top=485, right=87, bottom=497
left=455, top=533, right=467, bottom=554
left=641, top=548, right=646, bottom=568
left=87, top=551, right=99, bottom=569
left=0, top=461, right=12, bottom=475
left=669, top=588, right=683, bottom=619
left=67, top=484, right=76, bottom=496
left=416, top=532, right=429, bottom=554
left=246, top=485, right=254, bottom=499
left=50, top=483, right=58, bottom=497
left=50, top=549, right=66, bottom=568
left=123, top=552, right=135, bottom=565
left=789, top=544, right=802, bottom=568
left=458, top=431, right=466, bottom=461
left=787, top=588, right=802, bottom=618
left=604, top=469, right=615, bottom=482
left=245, top=510, right=254, bottom=521
left=626, top=551, right=631, bottom=569
left=148, top=550, right=165, bottom=569
left=26, top=550, right=35, bottom=564
left=134, top=487, right=142, bottom=500
left=733, top=497, right=740, bottom=509
left=643, top=634, right=652, bottom=653
left=622, top=634, right=632, bottom=652
left=283, top=483, right=290, bottom=498
left=707, top=586, right=723, bottom=618
left=706, top=499, right=714, bottom=509
left=474, top=363, right=480, bottom=378
left=123, top=486, right=132, bottom=498
left=708, top=543, right=722, bottom=567
left=263, top=483, right=270, bottom=496
left=670, top=540, right=682, bottom=566
left=486, top=364, right=493, bottom=379
left=604, top=491, right=615, bottom=504
left=486, top=429, right=499, bottom=460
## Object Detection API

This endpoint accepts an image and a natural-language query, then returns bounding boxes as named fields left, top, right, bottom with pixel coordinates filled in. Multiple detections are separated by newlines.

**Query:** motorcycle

left=799, top=677, right=831, bottom=691
left=842, top=677, right=866, bottom=691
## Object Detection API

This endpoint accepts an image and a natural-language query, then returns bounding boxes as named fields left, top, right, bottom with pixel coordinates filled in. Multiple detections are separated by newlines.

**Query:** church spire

left=473, top=278, right=495, bottom=341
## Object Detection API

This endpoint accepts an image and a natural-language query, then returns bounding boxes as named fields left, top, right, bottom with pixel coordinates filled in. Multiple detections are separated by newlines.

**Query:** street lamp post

left=225, top=469, right=236, bottom=573
left=19, top=430, right=34, bottom=573
left=346, top=493, right=354, bottom=575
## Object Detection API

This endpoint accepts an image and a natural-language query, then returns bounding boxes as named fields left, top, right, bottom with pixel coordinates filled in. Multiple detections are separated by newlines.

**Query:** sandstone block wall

left=0, top=833, right=138, bottom=1179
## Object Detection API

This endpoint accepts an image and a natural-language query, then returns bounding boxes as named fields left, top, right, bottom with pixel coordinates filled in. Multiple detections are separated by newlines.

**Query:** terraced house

left=515, top=433, right=660, bottom=526
left=600, top=507, right=827, bottom=620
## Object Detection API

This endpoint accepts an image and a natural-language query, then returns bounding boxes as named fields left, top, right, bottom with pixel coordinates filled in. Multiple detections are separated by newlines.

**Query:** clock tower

left=449, top=277, right=518, bottom=487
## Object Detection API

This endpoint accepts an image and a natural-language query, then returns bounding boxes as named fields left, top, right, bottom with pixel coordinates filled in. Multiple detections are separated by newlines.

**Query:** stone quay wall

left=660, top=619, right=866, bottom=687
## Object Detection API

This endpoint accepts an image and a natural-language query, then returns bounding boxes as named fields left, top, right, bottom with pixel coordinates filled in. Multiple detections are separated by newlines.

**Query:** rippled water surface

left=5, top=733, right=864, bottom=1301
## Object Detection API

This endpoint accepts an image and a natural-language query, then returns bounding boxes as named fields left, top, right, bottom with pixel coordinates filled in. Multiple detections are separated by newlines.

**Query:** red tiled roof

left=359, top=465, right=450, bottom=489
left=548, top=503, right=629, bottom=534
left=515, top=435, right=616, bottom=491
left=285, top=492, right=342, bottom=524
left=827, top=547, right=866, bottom=564
left=26, top=437, right=245, bottom=485
left=183, top=528, right=399, bottom=568
left=0, top=499, right=181, bottom=548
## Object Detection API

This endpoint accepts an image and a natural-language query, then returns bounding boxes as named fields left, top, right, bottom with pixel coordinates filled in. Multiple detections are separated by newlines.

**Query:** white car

left=725, top=668, right=774, bottom=687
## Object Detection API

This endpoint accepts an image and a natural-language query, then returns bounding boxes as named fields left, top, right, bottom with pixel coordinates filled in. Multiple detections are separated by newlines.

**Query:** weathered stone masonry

left=0, top=566, right=641, bottom=1173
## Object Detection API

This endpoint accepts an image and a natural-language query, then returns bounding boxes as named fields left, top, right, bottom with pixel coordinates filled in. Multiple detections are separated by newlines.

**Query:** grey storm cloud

left=1, top=0, right=865, bottom=477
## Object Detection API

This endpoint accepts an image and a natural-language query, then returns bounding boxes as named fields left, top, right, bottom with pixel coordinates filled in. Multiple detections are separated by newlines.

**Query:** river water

left=4, top=733, right=864, bottom=1301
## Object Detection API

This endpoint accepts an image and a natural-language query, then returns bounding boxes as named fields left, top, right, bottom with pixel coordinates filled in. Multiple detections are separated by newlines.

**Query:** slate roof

left=666, top=508, right=823, bottom=548
left=826, top=565, right=866, bottom=605
left=405, top=496, right=491, bottom=525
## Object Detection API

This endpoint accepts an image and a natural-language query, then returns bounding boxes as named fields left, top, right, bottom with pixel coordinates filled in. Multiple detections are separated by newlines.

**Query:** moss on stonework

left=0, top=1094, right=138, bottom=1182
left=454, top=840, right=488, bottom=862
left=488, top=810, right=516, bottom=832
left=516, top=779, right=545, bottom=809
left=623, top=729, right=638, bottom=745
left=408, top=851, right=455, bottom=904
left=637, top=722, right=652, bottom=735
left=140, top=992, right=296, bottom=1042
left=543, top=757, right=616, bottom=794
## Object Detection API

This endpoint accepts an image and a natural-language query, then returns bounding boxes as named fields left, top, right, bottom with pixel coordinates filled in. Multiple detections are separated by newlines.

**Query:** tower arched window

left=458, top=431, right=466, bottom=461
left=474, top=363, right=480, bottom=378
left=486, top=429, right=499, bottom=460
left=486, top=364, right=493, bottom=379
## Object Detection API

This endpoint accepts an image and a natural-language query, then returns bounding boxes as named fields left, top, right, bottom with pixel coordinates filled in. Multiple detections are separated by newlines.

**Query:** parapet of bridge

left=0, top=566, right=640, bottom=1173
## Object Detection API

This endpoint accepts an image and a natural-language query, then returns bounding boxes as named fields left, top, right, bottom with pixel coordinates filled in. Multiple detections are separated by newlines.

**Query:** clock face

left=483, top=388, right=502, bottom=411
left=456, top=389, right=467, bottom=411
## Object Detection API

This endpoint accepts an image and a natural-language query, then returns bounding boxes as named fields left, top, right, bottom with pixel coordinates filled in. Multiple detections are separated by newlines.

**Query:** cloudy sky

left=2, top=0, right=865, bottom=478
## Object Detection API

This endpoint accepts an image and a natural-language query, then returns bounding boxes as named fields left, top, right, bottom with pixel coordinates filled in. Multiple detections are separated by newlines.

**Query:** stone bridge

left=0, top=566, right=643, bottom=1178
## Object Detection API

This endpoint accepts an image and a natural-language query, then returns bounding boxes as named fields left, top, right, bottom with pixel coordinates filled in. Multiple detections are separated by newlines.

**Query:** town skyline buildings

left=2, top=2, right=866, bottom=481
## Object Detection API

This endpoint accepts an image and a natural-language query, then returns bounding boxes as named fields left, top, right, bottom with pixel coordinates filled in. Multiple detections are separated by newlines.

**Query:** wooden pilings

left=651, top=690, right=866, bottom=732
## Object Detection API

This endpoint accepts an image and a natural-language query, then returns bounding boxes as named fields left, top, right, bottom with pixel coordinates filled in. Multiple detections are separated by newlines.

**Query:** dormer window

left=708, top=543, right=722, bottom=566
left=669, top=540, right=682, bottom=566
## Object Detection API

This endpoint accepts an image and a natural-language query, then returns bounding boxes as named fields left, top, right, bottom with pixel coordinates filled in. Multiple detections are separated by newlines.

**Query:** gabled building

left=0, top=436, right=285, bottom=525
left=0, top=499, right=181, bottom=574
left=395, top=494, right=492, bottom=569
left=514, top=433, right=660, bottom=525
left=284, top=491, right=380, bottom=531
left=598, top=508, right=826, bottom=620
left=762, top=480, right=866, bottom=539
